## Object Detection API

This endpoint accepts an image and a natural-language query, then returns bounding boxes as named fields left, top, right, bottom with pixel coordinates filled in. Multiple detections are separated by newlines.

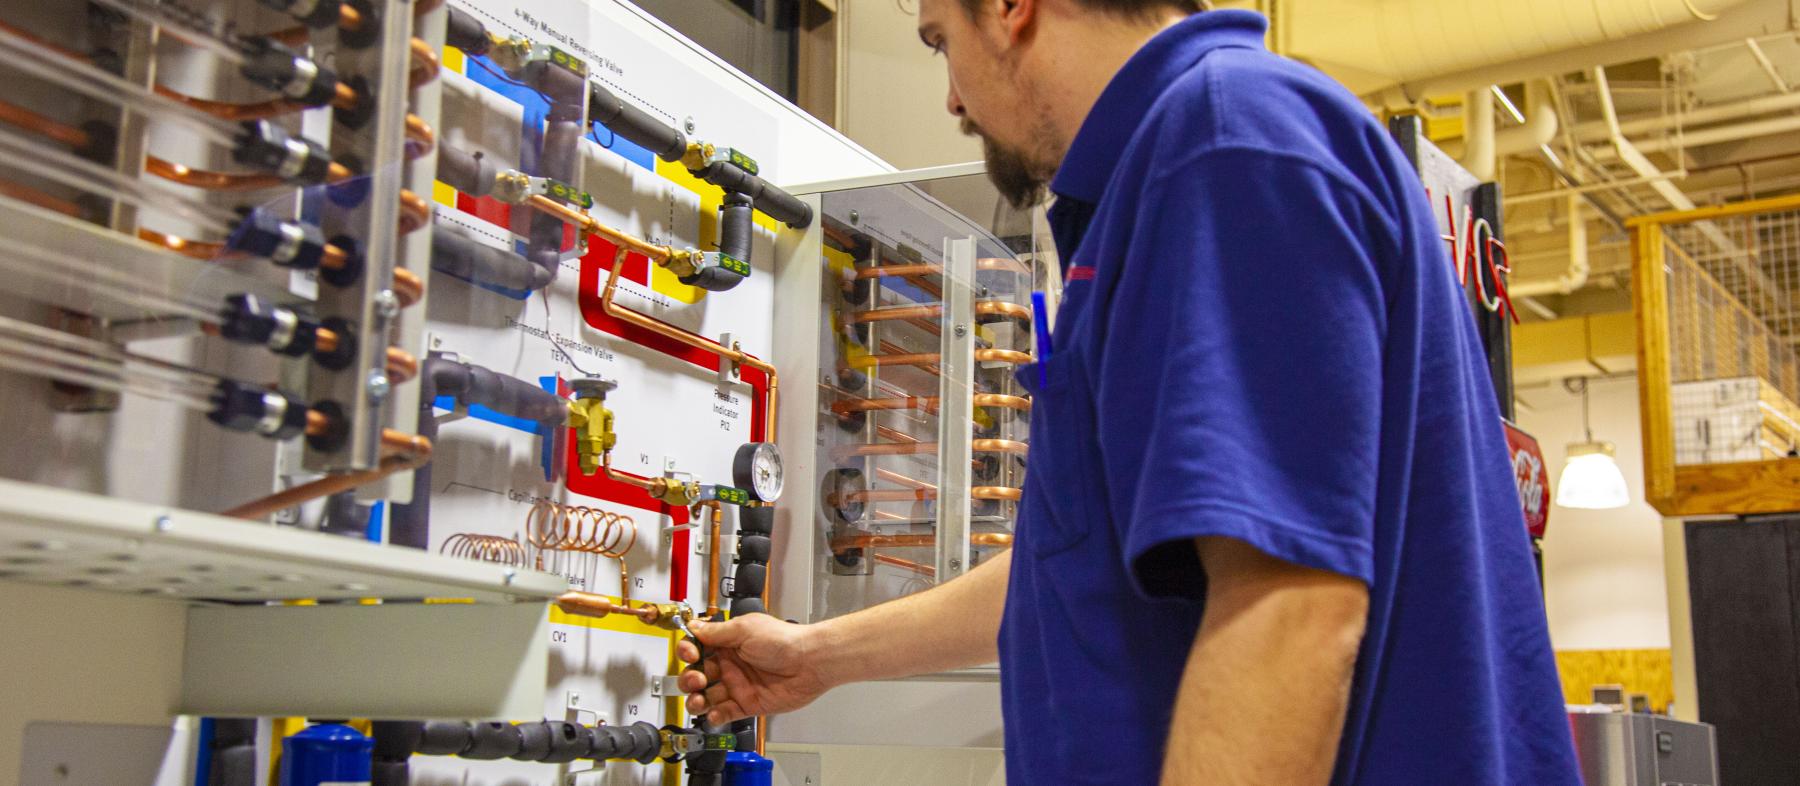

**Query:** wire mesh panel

left=1662, top=208, right=1800, bottom=468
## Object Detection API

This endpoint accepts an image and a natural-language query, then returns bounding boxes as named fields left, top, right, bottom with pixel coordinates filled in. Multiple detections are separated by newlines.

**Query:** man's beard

left=962, top=118, right=1047, bottom=210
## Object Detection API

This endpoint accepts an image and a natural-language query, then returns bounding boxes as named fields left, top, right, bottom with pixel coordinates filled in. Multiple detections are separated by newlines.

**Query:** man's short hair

left=957, top=0, right=1210, bottom=17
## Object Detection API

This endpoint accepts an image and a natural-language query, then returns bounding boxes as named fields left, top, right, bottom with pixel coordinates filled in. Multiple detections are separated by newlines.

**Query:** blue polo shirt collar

left=1049, top=10, right=1269, bottom=206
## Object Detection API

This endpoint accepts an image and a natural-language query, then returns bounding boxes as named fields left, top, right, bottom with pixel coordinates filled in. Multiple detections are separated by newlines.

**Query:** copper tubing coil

left=847, top=301, right=1032, bottom=325
left=831, top=393, right=1031, bottom=416
left=441, top=532, right=527, bottom=566
left=829, top=532, right=1014, bottom=552
left=222, top=431, right=431, bottom=519
left=146, top=156, right=286, bottom=191
left=850, top=348, right=1033, bottom=370
left=526, top=499, right=637, bottom=600
left=873, top=553, right=935, bottom=578
left=834, top=438, right=1028, bottom=458
left=0, top=180, right=84, bottom=217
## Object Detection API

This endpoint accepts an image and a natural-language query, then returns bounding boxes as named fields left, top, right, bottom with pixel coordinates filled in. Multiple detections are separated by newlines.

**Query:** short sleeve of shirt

left=1093, top=147, right=1393, bottom=599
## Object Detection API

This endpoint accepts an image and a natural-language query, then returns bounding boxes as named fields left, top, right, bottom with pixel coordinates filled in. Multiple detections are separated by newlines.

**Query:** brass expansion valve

left=566, top=377, right=617, bottom=476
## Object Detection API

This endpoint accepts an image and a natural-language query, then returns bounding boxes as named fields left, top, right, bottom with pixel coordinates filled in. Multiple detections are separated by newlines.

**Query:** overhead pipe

left=1355, top=0, right=1773, bottom=108
left=1459, top=88, right=1496, bottom=181
left=1510, top=196, right=1590, bottom=298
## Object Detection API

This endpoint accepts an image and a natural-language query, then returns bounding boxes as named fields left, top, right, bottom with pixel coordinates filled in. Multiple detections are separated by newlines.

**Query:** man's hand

left=676, top=548, right=1014, bottom=726
left=677, top=614, right=833, bottom=726
left=1160, top=537, right=1369, bottom=785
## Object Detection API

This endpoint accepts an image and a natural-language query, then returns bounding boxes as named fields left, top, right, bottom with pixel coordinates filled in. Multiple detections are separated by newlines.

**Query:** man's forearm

left=811, top=548, right=1011, bottom=688
left=1161, top=538, right=1368, bottom=785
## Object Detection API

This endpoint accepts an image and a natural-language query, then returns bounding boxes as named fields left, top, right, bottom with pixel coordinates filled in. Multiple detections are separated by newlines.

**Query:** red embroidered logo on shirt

left=1066, top=266, right=1096, bottom=281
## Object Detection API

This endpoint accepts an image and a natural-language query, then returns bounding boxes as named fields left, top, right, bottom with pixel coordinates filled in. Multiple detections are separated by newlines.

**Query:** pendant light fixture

left=1555, top=377, right=1629, bottom=510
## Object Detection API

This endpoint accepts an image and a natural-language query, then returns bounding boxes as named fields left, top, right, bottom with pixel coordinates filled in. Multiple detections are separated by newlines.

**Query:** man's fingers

left=706, top=698, right=748, bottom=726
left=678, top=669, right=708, bottom=694
left=675, top=640, right=700, bottom=664
left=704, top=682, right=732, bottom=710
left=703, top=658, right=722, bottom=683
left=686, top=693, right=707, bottom=715
left=691, top=617, right=750, bottom=647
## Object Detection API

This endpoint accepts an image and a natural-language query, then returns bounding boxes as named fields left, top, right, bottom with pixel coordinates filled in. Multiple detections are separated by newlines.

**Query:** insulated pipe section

left=681, top=190, right=752, bottom=292
left=688, top=159, right=812, bottom=229
left=586, top=81, right=812, bottom=228
left=588, top=80, right=688, bottom=161
left=390, top=353, right=566, bottom=548
left=435, top=143, right=500, bottom=197
left=727, top=505, right=774, bottom=617
left=385, top=719, right=666, bottom=765
left=444, top=6, right=491, bottom=55
left=432, top=224, right=555, bottom=291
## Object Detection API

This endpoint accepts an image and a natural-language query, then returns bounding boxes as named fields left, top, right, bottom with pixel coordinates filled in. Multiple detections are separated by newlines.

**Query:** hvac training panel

left=800, top=169, right=1049, bottom=624
left=0, top=0, right=844, bottom=783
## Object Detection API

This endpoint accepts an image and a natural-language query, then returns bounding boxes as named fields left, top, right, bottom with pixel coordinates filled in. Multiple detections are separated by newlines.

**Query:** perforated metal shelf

left=0, top=478, right=565, bottom=603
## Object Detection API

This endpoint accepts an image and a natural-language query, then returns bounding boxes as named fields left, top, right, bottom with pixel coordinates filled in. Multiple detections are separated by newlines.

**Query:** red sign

left=1504, top=420, right=1550, bottom=538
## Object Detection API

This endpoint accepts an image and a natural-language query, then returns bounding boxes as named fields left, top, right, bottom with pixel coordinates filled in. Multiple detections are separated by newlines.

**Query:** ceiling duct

left=1284, top=0, right=1786, bottom=104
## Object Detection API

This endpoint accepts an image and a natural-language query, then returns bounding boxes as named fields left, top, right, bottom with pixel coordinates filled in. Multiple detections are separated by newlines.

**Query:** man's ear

left=996, top=0, right=1038, bottom=46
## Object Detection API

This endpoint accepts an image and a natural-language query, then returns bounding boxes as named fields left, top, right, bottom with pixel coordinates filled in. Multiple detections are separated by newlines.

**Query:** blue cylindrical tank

left=279, top=723, right=373, bottom=786
left=723, top=751, right=774, bottom=786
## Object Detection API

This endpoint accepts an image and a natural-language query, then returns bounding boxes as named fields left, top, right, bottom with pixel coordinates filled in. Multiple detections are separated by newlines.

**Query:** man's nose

left=946, top=79, right=966, bottom=118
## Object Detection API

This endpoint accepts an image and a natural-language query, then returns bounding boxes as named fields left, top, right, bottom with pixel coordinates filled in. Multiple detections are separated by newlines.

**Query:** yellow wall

left=1555, top=648, right=1674, bottom=712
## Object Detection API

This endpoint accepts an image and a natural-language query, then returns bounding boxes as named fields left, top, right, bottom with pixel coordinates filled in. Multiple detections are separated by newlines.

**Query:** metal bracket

left=649, top=674, right=683, bottom=699
left=718, top=332, right=740, bottom=382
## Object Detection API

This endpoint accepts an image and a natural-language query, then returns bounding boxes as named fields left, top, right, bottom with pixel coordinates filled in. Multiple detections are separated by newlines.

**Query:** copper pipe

left=146, top=156, right=283, bottom=191
left=555, top=591, right=658, bottom=622
left=973, top=438, right=1029, bottom=455
left=837, top=486, right=1022, bottom=504
left=0, top=180, right=83, bottom=217
left=829, top=532, right=1013, bottom=552
left=847, top=301, right=1032, bottom=325
left=391, top=268, right=424, bottom=307
left=834, top=438, right=1027, bottom=458
left=156, top=85, right=303, bottom=120
left=0, top=98, right=90, bottom=149
left=974, top=486, right=1024, bottom=501
left=0, top=19, right=85, bottom=60
left=533, top=197, right=673, bottom=261
left=409, top=37, right=441, bottom=89
left=875, top=425, right=919, bottom=444
left=385, top=347, right=419, bottom=384
left=403, top=113, right=436, bottom=156
left=304, top=408, right=330, bottom=437
left=833, top=393, right=1030, bottom=415
left=602, top=450, right=663, bottom=493
left=873, top=553, right=936, bottom=577
left=875, top=468, right=935, bottom=491
left=853, top=264, right=939, bottom=280
left=701, top=501, right=724, bottom=617
left=397, top=188, right=431, bottom=234
left=222, top=434, right=432, bottom=519
left=593, top=247, right=781, bottom=441
left=138, top=228, right=223, bottom=259
left=850, top=348, right=1032, bottom=370
left=313, top=329, right=339, bottom=355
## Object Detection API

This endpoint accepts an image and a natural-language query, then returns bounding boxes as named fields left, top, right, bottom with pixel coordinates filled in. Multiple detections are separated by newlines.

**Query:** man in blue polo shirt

left=679, top=1, right=1582, bottom=783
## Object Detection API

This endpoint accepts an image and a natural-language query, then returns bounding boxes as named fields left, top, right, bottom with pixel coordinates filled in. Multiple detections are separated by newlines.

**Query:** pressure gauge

left=733, top=442, right=785, bottom=502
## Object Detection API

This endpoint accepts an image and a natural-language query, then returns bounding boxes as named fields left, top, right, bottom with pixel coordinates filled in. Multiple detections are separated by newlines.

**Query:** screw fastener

left=368, top=372, right=391, bottom=403
left=373, top=289, right=401, bottom=321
